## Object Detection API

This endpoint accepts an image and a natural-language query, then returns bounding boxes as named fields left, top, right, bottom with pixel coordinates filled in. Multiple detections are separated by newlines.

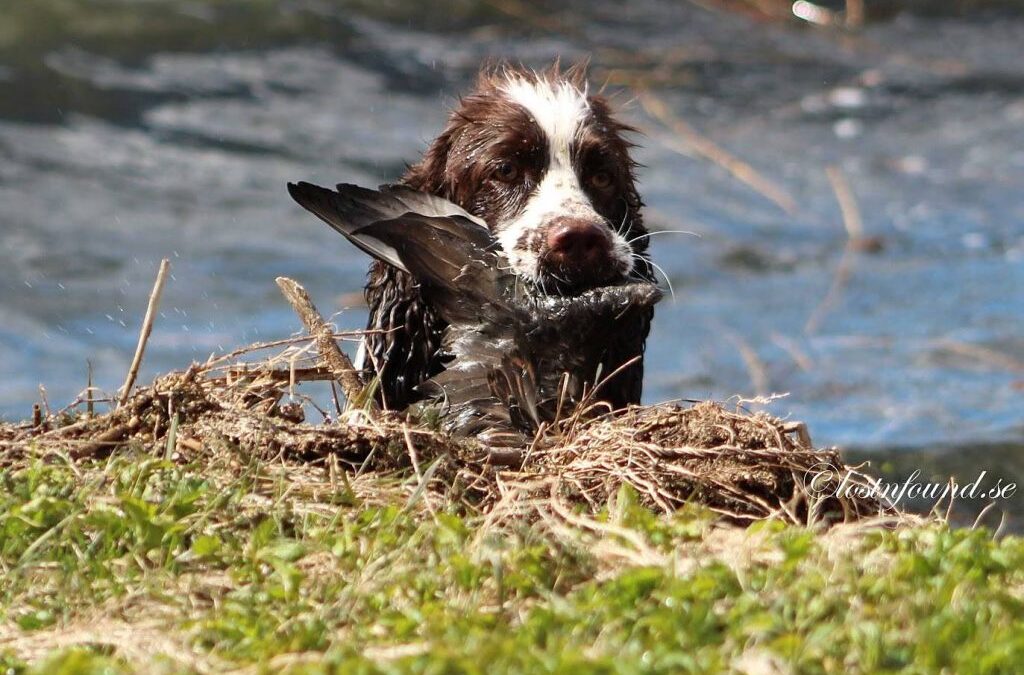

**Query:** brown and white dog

left=359, top=63, right=656, bottom=410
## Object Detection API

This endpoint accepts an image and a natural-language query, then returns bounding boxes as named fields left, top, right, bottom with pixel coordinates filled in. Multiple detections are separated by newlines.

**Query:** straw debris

left=2, top=354, right=890, bottom=527
left=0, top=275, right=894, bottom=528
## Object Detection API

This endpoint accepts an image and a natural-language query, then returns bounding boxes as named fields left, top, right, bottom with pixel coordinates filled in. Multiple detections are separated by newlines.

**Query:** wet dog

left=346, top=64, right=656, bottom=411
left=288, top=182, right=661, bottom=443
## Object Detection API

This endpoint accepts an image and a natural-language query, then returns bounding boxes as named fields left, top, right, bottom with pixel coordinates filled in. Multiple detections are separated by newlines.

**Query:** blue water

left=1, top=1, right=1021, bottom=452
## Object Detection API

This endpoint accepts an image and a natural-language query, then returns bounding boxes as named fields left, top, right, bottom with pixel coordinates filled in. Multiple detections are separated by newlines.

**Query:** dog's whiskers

left=634, top=254, right=675, bottom=301
left=628, top=229, right=701, bottom=244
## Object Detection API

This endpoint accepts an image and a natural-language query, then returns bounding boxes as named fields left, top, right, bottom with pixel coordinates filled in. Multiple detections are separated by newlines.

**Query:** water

left=1, top=1, right=1022, bottom=461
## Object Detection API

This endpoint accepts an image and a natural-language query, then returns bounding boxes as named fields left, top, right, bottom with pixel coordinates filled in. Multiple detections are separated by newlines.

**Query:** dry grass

left=1, top=330, right=892, bottom=530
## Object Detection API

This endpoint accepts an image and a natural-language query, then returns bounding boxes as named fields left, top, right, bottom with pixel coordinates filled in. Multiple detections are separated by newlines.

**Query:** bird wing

left=287, top=181, right=493, bottom=272
left=288, top=181, right=511, bottom=324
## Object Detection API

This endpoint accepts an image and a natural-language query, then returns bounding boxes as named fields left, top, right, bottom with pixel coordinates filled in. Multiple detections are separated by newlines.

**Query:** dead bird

left=335, top=64, right=658, bottom=412
left=288, top=181, right=662, bottom=444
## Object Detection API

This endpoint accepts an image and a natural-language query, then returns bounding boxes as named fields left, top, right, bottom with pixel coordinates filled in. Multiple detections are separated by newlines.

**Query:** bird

left=288, top=181, right=662, bottom=445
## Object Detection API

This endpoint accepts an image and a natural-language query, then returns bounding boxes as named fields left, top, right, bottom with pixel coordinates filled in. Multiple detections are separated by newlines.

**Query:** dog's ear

left=402, top=125, right=456, bottom=198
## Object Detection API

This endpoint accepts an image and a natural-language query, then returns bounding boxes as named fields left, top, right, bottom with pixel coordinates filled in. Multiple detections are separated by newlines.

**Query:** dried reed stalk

left=275, top=277, right=367, bottom=408
left=638, top=90, right=798, bottom=215
left=119, top=258, right=170, bottom=406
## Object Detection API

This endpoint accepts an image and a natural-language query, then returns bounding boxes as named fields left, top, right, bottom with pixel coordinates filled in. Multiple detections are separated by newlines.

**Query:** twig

left=329, top=381, right=343, bottom=416
left=781, top=421, right=813, bottom=449
left=638, top=90, right=798, bottom=215
left=275, top=277, right=366, bottom=408
left=86, top=360, right=94, bottom=419
left=403, top=423, right=425, bottom=486
left=226, top=365, right=336, bottom=383
left=826, top=165, right=864, bottom=240
left=716, top=324, right=770, bottom=400
left=38, top=385, right=51, bottom=418
left=70, top=417, right=141, bottom=459
left=202, top=331, right=374, bottom=372
left=769, top=332, right=814, bottom=372
left=931, top=339, right=1024, bottom=373
left=486, top=448, right=526, bottom=468
left=119, top=259, right=171, bottom=406
left=805, top=167, right=864, bottom=334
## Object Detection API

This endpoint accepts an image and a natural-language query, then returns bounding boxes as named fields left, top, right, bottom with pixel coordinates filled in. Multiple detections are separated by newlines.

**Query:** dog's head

left=403, top=64, right=650, bottom=293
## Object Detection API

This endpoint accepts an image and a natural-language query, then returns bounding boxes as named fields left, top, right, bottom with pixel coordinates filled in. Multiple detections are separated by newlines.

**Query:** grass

left=2, top=441, right=1024, bottom=674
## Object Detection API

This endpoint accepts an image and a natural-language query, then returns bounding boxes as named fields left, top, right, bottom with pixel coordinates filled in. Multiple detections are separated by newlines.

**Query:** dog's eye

left=590, top=171, right=613, bottom=189
left=493, top=161, right=519, bottom=183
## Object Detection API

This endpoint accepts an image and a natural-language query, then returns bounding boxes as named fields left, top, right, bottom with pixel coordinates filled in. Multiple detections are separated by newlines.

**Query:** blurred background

left=1, top=0, right=1022, bottom=517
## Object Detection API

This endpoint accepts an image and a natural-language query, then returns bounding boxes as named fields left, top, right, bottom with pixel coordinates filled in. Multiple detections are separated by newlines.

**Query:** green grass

left=2, top=445, right=1024, bottom=674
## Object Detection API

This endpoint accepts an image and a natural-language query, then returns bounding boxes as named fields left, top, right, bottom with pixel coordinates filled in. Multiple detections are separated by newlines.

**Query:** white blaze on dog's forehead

left=501, top=75, right=590, bottom=164
left=495, top=75, right=635, bottom=282
left=500, top=75, right=594, bottom=224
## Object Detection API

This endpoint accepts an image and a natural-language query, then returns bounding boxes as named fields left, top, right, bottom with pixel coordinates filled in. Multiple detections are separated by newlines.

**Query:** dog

left=341, top=64, right=655, bottom=411
left=288, top=182, right=662, bottom=444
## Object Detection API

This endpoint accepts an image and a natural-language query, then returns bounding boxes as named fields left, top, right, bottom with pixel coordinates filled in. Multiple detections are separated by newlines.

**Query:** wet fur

left=363, top=64, right=655, bottom=410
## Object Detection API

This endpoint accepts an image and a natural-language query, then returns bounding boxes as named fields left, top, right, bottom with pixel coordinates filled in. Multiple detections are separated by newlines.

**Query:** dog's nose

left=546, top=218, right=612, bottom=267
